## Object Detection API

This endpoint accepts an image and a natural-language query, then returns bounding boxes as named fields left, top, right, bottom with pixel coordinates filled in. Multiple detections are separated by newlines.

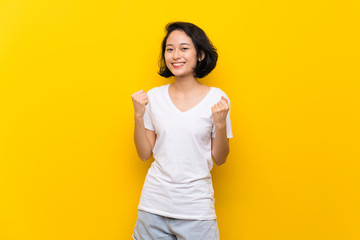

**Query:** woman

left=131, top=21, right=233, bottom=240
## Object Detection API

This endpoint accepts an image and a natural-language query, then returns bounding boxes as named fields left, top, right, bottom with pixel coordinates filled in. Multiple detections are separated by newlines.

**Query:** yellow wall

left=1, top=0, right=359, bottom=239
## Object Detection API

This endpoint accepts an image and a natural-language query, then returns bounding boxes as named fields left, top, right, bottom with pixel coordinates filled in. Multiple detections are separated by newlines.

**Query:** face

left=164, top=30, right=203, bottom=78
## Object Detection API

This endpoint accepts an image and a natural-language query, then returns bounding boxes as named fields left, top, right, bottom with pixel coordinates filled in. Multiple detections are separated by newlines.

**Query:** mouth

left=172, top=62, right=185, bottom=68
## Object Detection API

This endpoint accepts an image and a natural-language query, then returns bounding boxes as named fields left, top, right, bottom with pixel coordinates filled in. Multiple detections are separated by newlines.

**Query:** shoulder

left=147, top=84, right=169, bottom=96
left=210, top=86, right=230, bottom=101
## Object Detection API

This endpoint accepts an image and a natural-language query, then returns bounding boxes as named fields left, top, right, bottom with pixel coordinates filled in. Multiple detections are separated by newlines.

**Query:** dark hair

left=158, top=22, right=218, bottom=78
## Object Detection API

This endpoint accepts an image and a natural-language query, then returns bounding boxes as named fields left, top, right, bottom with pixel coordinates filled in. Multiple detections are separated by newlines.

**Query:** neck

left=172, top=75, right=200, bottom=92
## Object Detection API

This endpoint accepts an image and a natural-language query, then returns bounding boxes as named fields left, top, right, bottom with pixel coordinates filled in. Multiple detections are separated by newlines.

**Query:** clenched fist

left=131, top=90, right=149, bottom=118
left=211, top=96, right=229, bottom=129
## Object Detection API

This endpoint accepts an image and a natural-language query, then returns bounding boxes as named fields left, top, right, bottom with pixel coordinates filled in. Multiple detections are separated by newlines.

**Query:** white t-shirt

left=138, top=83, right=233, bottom=220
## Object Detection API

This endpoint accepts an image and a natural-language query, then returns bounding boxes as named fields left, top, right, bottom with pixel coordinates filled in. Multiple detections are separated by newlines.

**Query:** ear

left=198, top=50, right=205, bottom=61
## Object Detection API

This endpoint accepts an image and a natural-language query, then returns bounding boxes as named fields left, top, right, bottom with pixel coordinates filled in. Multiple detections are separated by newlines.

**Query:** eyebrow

left=166, top=43, right=191, bottom=47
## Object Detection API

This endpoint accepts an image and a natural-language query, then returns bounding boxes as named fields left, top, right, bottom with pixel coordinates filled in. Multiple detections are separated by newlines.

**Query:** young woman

left=131, top=21, right=233, bottom=240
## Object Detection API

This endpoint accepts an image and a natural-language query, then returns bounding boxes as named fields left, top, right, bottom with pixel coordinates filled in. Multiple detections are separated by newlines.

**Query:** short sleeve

left=143, top=101, right=154, bottom=131
left=211, top=98, right=233, bottom=139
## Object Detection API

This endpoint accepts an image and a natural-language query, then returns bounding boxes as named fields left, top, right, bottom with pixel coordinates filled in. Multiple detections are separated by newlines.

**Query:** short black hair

left=158, top=21, right=218, bottom=79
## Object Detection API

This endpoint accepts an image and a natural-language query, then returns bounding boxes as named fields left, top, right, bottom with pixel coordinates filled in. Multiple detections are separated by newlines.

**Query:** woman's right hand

left=131, top=90, right=149, bottom=118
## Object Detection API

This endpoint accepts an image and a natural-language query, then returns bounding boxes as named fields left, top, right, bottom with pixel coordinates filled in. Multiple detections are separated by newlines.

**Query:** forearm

left=211, top=124, right=230, bottom=166
left=134, top=116, right=153, bottom=161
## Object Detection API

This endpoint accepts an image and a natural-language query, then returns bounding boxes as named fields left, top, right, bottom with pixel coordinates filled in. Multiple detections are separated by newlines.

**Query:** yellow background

left=1, top=0, right=359, bottom=239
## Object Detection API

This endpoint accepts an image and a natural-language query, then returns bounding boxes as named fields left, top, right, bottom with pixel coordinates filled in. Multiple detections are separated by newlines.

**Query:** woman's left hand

left=211, top=96, right=229, bottom=129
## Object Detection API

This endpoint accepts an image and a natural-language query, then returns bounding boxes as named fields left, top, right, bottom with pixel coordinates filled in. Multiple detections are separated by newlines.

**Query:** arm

left=132, top=90, right=156, bottom=161
left=134, top=118, right=156, bottom=161
left=211, top=96, right=230, bottom=166
left=211, top=128, right=230, bottom=166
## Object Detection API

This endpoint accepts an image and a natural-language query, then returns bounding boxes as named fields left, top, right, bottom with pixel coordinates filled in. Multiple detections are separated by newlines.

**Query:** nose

left=173, top=49, right=181, bottom=59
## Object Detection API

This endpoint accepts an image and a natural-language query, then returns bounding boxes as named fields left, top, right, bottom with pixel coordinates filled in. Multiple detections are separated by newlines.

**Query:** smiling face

left=164, top=30, right=202, bottom=78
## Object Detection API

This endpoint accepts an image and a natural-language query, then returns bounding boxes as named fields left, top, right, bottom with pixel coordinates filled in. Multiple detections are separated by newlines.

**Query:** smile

left=172, top=62, right=185, bottom=68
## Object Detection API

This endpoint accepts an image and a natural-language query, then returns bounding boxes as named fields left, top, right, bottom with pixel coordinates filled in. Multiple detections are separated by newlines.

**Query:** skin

left=131, top=30, right=230, bottom=165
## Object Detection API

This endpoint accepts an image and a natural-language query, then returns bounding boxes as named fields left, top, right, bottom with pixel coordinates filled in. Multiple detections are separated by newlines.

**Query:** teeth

left=173, top=63, right=184, bottom=66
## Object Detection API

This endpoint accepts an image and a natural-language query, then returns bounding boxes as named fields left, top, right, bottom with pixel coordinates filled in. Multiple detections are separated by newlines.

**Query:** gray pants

left=133, top=210, right=220, bottom=240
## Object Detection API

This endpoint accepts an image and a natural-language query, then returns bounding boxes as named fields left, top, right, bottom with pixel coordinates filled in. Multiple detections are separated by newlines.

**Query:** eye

left=166, top=48, right=173, bottom=52
left=182, top=48, right=188, bottom=50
